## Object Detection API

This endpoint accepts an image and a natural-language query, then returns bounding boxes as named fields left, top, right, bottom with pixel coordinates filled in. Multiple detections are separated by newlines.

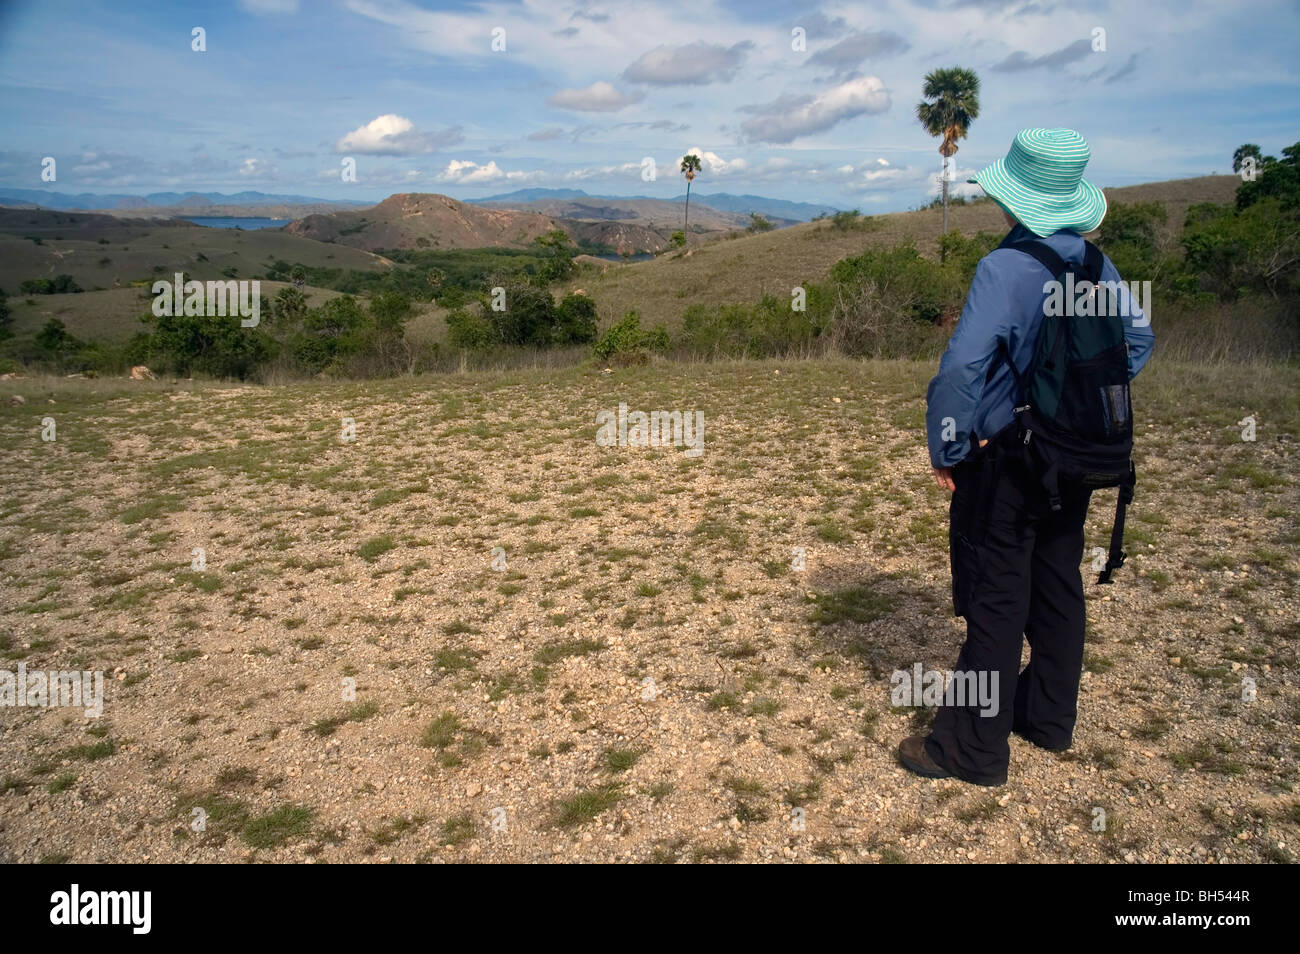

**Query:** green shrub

left=553, top=293, right=598, bottom=345
left=937, top=230, right=1002, bottom=281
left=592, top=310, right=669, bottom=361
left=19, top=274, right=82, bottom=295
left=680, top=291, right=828, bottom=358
left=830, top=209, right=864, bottom=230
left=829, top=243, right=960, bottom=324
left=1236, top=141, right=1300, bottom=211
left=1182, top=198, right=1300, bottom=300
left=445, top=308, right=494, bottom=350
left=145, top=310, right=277, bottom=379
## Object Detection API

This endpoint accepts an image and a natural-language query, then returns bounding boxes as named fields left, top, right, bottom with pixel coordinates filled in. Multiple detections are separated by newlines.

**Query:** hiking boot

left=898, top=735, right=953, bottom=780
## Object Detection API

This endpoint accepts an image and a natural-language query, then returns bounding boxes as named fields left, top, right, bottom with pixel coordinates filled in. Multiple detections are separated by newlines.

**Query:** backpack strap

left=984, top=240, right=1071, bottom=391
left=1097, top=462, right=1136, bottom=584
left=1082, top=241, right=1105, bottom=282
left=1008, top=239, right=1069, bottom=282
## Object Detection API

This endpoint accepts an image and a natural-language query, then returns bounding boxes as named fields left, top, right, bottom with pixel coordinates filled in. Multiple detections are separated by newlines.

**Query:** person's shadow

left=802, top=559, right=960, bottom=681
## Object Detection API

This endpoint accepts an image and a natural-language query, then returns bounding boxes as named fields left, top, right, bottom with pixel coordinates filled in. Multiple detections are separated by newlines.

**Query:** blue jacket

left=925, top=224, right=1155, bottom=469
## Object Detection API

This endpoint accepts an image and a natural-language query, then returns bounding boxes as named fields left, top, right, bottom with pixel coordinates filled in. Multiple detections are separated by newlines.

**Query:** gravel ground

left=0, top=359, right=1296, bottom=863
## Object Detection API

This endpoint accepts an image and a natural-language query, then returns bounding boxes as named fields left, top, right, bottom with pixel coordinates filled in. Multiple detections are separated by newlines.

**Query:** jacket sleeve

left=1101, top=256, right=1154, bottom=380
left=925, top=254, right=1012, bottom=469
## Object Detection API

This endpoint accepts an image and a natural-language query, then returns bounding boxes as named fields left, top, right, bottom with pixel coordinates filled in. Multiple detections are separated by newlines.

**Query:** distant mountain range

left=0, top=186, right=841, bottom=255
left=0, top=188, right=370, bottom=211
left=1, top=186, right=838, bottom=227
left=469, top=188, right=840, bottom=223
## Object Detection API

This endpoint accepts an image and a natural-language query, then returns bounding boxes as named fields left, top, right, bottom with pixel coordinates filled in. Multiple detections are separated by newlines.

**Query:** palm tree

left=916, top=67, right=981, bottom=238
left=680, top=154, right=702, bottom=238
left=1232, top=144, right=1262, bottom=174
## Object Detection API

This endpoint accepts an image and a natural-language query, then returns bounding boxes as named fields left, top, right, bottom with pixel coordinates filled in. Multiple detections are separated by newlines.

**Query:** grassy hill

left=0, top=175, right=1247, bottom=360
left=0, top=207, right=391, bottom=294
left=564, top=176, right=1241, bottom=335
left=285, top=193, right=561, bottom=252
left=283, top=192, right=739, bottom=257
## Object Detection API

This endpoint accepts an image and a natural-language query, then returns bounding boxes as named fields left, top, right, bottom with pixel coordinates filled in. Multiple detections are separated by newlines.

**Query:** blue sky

left=1, top=0, right=1297, bottom=211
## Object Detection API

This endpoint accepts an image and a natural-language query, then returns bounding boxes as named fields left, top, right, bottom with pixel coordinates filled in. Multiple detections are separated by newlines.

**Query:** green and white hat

left=969, top=128, right=1106, bottom=236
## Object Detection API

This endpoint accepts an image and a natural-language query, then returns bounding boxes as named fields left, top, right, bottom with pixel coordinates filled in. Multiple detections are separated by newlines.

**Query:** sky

left=0, top=0, right=1297, bottom=212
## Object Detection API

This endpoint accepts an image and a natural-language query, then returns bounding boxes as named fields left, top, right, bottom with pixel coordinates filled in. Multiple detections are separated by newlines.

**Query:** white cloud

left=928, top=166, right=982, bottom=199
left=562, top=161, right=644, bottom=181
left=740, top=76, right=891, bottom=144
left=435, top=159, right=542, bottom=185
left=238, top=158, right=275, bottom=178
left=336, top=114, right=463, bottom=155
left=547, top=81, right=644, bottom=112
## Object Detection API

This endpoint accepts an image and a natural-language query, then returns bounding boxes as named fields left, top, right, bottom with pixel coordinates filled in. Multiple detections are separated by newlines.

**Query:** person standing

left=902, top=128, right=1155, bottom=786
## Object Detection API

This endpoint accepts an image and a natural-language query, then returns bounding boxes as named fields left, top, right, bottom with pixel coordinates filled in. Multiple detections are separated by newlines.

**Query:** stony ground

left=0, top=358, right=1296, bottom=863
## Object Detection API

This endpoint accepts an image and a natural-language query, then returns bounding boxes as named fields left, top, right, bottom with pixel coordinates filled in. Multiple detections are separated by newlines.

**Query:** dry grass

left=565, top=176, right=1241, bottom=335
left=0, top=355, right=1295, bottom=863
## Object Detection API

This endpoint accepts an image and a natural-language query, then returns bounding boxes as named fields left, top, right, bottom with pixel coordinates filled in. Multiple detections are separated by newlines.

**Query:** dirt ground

left=0, top=358, right=1296, bottom=863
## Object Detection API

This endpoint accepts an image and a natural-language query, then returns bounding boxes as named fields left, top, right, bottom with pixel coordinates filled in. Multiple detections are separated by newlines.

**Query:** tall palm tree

left=1232, top=144, right=1262, bottom=174
left=916, top=67, right=980, bottom=238
left=680, top=154, right=702, bottom=237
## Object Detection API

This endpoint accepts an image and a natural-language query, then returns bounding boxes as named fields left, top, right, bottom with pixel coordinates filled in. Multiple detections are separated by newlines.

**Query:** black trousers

left=926, top=441, right=1093, bottom=785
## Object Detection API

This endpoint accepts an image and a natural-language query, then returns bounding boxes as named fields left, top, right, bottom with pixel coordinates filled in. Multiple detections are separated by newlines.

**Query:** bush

left=826, top=279, right=950, bottom=359
left=592, top=311, right=669, bottom=361
left=35, top=318, right=81, bottom=362
left=1095, top=201, right=1169, bottom=281
left=19, top=274, right=82, bottom=295
left=287, top=293, right=411, bottom=376
left=534, top=230, right=576, bottom=285
left=937, top=230, right=1002, bottom=280
left=680, top=291, right=829, bottom=359
left=830, top=209, right=864, bottom=230
left=486, top=281, right=556, bottom=345
left=445, top=308, right=494, bottom=350
left=141, top=310, right=277, bottom=379
left=829, top=243, right=961, bottom=324
left=273, top=287, right=307, bottom=324
left=1181, top=198, right=1300, bottom=301
left=446, top=284, right=599, bottom=351
left=1236, top=142, right=1300, bottom=211
left=553, top=293, right=598, bottom=345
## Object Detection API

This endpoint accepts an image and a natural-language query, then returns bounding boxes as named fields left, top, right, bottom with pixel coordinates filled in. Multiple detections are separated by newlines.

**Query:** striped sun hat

left=968, top=128, right=1107, bottom=237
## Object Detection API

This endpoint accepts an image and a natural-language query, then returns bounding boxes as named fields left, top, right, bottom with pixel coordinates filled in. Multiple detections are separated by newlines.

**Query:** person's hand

left=931, top=439, right=987, bottom=493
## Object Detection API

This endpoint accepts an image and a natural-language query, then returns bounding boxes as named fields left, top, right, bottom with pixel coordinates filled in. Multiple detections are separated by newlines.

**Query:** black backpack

left=992, top=239, right=1137, bottom=584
